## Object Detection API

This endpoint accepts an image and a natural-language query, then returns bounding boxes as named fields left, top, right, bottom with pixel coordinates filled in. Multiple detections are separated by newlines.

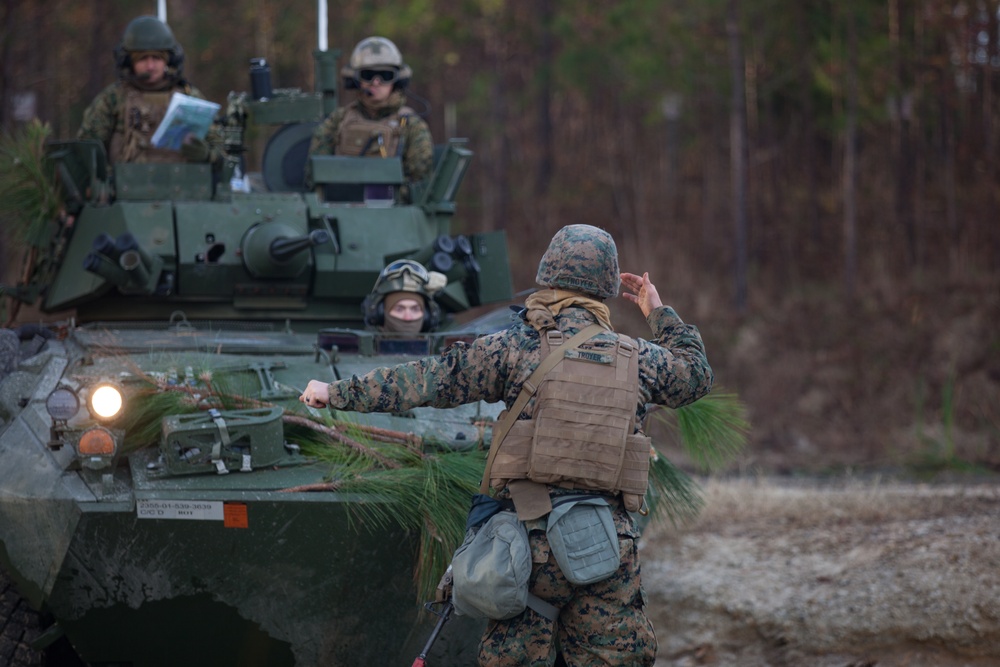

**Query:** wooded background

left=3, top=0, right=998, bottom=303
left=2, top=1, right=998, bottom=470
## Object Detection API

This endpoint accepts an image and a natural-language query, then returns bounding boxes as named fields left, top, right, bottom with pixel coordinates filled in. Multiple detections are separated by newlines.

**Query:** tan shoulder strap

left=479, top=323, right=605, bottom=494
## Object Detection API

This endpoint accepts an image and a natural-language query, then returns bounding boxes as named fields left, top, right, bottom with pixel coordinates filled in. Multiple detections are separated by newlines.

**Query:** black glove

left=180, top=135, right=211, bottom=162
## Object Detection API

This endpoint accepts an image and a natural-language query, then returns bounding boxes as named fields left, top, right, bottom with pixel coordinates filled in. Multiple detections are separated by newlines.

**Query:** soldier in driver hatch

left=77, top=15, right=222, bottom=165
left=361, top=259, right=447, bottom=334
left=300, top=224, right=714, bottom=666
left=304, top=36, right=434, bottom=199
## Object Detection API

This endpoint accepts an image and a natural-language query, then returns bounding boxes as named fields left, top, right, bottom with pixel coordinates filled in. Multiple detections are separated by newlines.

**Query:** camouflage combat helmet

left=115, top=16, right=185, bottom=74
left=535, top=224, right=621, bottom=299
left=340, top=36, right=412, bottom=89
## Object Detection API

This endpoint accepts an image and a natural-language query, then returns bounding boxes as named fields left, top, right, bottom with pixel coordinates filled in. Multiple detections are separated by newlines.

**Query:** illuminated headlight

left=88, top=383, right=124, bottom=421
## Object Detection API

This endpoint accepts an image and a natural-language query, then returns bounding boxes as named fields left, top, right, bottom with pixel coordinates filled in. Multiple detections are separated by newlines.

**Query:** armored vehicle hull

left=2, top=323, right=497, bottom=666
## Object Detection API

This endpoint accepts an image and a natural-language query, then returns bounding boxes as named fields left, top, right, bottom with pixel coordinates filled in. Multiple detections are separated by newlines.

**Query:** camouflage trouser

left=477, top=524, right=656, bottom=667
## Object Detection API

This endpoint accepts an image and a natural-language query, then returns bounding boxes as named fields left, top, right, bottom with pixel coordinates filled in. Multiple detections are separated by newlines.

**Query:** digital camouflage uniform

left=77, top=81, right=222, bottom=165
left=324, top=225, right=714, bottom=666
left=305, top=91, right=433, bottom=191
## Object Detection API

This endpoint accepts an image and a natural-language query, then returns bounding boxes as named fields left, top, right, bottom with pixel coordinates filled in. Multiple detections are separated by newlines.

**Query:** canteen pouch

left=545, top=496, right=620, bottom=585
left=451, top=509, right=531, bottom=620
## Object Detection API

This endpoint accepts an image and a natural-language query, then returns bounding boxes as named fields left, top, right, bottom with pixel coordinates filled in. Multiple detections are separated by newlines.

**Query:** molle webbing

left=112, top=88, right=181, bottom=164
left=490, top=328, right=651, bottom=501
left=337, top=105, right=414, bottom=158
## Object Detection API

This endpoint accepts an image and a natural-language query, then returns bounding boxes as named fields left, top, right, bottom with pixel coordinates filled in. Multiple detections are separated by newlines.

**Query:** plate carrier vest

left=337, top=104, right=415, bottom=159
left=112, top=86, right=191, bottom=164
left=489, top=327, right=652, bottom=512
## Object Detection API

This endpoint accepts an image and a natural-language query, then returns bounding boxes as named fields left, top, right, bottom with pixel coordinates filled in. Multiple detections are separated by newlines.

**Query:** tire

left=0, top=568, right=44, bottom=667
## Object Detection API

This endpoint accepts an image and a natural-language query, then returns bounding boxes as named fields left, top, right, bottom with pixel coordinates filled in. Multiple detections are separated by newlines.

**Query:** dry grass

left=648, top=475, right=1000, bottom=536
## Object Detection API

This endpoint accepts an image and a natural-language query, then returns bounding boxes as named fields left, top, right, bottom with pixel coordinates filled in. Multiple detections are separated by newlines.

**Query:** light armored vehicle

left=0, top=33, right=510, bottom=667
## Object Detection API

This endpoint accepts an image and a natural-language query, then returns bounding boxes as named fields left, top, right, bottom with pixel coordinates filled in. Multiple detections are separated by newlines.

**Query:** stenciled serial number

left=136, top=499, right=224, bottom=521
left=141, top=501, right=215, bottom=511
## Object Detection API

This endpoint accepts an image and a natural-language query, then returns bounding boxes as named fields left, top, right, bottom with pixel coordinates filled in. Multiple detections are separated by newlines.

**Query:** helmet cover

left=341, top=36, right=413, bottom=83
left=535, top=224, right=621, bottom=299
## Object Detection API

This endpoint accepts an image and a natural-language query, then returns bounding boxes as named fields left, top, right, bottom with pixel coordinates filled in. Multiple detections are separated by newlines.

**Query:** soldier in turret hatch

left=77, top=15, right=222, bottom=166
left=361, top=259, right=447, bottom=334
left=305, top=36, right=434, bottom=201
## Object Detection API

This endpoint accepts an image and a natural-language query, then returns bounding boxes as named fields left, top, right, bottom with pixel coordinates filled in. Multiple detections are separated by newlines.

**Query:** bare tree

left=534, top=0, right=554, bottom=198
left=727, top=0, right=748, bottom=313
left=0, top=0, right=12, bottom=132
left=842, top=6, right=859, bottom=299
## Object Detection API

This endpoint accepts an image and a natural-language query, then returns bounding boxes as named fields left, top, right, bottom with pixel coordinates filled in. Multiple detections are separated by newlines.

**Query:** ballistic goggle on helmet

left=371, top=259, right=446, bottom=297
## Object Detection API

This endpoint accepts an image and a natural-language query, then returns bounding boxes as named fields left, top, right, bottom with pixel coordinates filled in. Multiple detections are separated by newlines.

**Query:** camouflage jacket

left=305, top=92, right=433, bottom=189
left=77, top=80, right=223, bottom=165
left=326, top=305, right=713, bottom=423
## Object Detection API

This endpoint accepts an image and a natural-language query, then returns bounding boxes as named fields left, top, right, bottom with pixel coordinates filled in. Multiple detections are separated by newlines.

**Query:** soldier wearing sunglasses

left=305, top=36, right=434, bottom=200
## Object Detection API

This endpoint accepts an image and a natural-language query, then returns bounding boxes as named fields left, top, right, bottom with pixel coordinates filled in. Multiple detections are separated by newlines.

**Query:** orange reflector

left=78, top=428, right=116, bottom=456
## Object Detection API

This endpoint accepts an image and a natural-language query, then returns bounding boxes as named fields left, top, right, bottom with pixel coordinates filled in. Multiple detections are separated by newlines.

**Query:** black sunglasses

left=358, top=69, right=397, bottom=83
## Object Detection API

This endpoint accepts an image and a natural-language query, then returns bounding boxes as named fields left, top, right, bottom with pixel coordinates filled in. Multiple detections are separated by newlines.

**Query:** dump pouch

left=465, top=493, right=511, bottom=530
left=451, top=510, right=531, bottom=620
left=545, top=496, right=620, bottom=585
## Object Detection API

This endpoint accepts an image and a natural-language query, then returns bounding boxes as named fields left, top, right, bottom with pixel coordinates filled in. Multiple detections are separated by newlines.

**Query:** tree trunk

left=843, top=8, right=859, bottom=299
left=0, top=0, right=12, bottom=131
left=85, top=0, right=110, bottom=107
left=727, top=0, right=748, bottom=313
left=534, top=0, right=553, bottom=198
left=890, top=0, right=917, bottom=267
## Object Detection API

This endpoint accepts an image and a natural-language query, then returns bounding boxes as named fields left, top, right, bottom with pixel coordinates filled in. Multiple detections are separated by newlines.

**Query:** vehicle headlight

left=46, top=387, right=81, bottom=421
left=88, top=383, right=124, bottom=421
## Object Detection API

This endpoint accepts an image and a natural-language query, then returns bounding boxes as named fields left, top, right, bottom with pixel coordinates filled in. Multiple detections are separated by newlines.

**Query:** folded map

left=151, top=92, right=221, bottom=150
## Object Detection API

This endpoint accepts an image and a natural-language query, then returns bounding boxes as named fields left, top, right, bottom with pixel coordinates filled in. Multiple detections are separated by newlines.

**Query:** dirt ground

left=639, top=478, right=1000, bottom=667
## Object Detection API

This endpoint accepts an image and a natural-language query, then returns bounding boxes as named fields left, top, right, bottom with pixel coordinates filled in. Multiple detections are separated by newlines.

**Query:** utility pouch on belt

left=546, top=496, right=620, bottom=585
left=451, top=508, right=531, bottom=620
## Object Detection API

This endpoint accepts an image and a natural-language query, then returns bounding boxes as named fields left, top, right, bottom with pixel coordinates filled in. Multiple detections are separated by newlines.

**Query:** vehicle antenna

left=317, top=0, right=328, bottom=51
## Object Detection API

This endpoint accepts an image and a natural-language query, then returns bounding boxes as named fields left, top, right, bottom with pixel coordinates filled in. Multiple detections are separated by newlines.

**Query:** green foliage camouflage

left=120, top=371, right=747, bottom=603
left=0, top=121, right=63, bottom=249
